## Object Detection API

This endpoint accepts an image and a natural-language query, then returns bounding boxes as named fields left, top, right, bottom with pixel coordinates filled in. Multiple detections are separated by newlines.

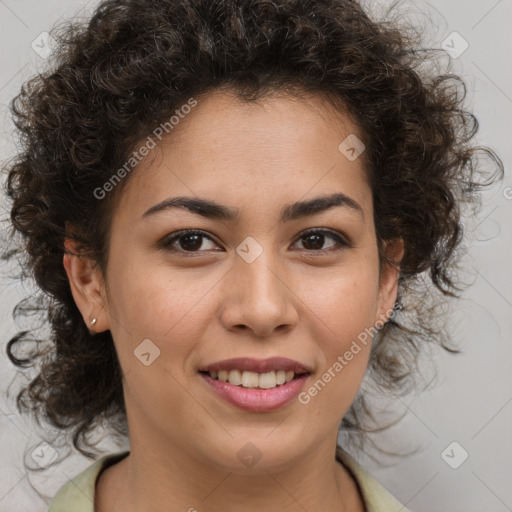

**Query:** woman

left=3, top=0, right=503, bottom=511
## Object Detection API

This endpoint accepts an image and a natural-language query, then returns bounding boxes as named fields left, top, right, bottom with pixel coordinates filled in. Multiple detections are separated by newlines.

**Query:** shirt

left=48, top=446, right=412, bottom=511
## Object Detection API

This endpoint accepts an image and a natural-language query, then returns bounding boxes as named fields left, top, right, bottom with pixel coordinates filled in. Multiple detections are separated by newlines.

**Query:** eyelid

left=158, top=227, right=351, bottom=254
left=158, top=229, right=219, bottom=254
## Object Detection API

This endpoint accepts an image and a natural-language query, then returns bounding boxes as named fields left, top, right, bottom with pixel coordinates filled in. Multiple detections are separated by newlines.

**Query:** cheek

left=301, top=261, right=380, bottom=336
left=105, top=262, right=207, bottom=421
left=300, top=295, right=374, bottom=418
left=106, top=258, right=218, bottom=372
left=108, top=252, right=205, bottom=330
left=297, top=265, right=378, bottom=404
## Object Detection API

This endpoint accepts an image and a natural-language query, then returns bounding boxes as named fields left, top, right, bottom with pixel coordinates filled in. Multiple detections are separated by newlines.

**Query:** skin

left=64, top=89, right=403, bottom=512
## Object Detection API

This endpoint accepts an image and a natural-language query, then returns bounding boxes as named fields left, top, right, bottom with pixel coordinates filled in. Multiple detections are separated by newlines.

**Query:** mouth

left=197, top=357, right=312, bottom=412
left=198, top=356, right=312, bottom=389
left=198, top=369, right=307, bottom=389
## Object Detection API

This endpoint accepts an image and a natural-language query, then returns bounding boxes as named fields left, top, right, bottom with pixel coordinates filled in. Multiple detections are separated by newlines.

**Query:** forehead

left=156, top=89, right=365, bottom=161
left=115, top=89, right=371, bottom=222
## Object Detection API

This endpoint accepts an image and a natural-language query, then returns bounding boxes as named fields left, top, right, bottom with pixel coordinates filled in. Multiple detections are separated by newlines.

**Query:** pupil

left=304, top=233, right=323, bottom=250
left=181, top=234, right=202, bottom=251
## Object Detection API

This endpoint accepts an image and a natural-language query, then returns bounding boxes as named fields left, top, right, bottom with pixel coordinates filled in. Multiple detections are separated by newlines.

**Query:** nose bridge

left=236, top=238, right=286, bottom=305
left=221, top=236, right=297, bottom=335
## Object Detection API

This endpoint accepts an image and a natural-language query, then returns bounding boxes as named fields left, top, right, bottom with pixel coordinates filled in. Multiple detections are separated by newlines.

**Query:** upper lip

left=199, top=357, right=312, bottom=375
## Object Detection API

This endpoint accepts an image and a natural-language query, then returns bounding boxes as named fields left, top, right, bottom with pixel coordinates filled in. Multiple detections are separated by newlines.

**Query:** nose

left=218, top=248, right=299, bottom=338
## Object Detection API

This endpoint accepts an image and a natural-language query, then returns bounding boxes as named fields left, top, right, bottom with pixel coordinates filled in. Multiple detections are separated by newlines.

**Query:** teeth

left=276, top=370, right=286, bottom=385
left=228, top=369, right=242, bottom=386
left=242, top=371, right=259, bottom=388
left=259, top=371, right=277, bottom=389
left=209, top=369, right=302, bottom=389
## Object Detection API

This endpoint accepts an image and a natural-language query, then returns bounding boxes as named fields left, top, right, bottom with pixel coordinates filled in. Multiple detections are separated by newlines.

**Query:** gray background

left=0, top=1, right=511, bottom=511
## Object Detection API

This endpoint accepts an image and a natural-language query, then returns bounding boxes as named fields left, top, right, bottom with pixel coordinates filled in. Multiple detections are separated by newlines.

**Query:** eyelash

left=159, top=228, right=350, bottom=256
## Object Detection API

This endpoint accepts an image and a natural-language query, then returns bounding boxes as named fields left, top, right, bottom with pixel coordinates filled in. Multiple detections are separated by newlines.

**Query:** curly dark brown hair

left=2, top=0, right=504, bottom=465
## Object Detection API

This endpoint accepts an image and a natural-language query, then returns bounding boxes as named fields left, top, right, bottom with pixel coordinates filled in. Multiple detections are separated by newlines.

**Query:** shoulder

left=336, top=446, right=414, bottom=512
left=47, top=450, right=130, bottom=512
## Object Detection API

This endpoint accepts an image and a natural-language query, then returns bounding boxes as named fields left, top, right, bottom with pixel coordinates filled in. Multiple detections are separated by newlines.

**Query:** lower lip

left=199, top=373, right=309, bottom=412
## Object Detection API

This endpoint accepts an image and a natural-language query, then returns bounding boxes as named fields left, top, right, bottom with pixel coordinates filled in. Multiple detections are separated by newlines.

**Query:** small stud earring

left=90, top=317, right=97, bottom=326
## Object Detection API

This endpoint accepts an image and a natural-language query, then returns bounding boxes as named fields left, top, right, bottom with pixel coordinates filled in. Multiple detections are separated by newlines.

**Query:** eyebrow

left=140, top=192, right=364, bottom=223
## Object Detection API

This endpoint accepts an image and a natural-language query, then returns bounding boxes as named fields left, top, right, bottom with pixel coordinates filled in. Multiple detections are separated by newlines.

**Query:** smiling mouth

left=198, top=369, right=307, bottom=389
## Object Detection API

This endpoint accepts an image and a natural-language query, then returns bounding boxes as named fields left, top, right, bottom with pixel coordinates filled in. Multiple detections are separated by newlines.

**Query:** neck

left=96, top=437, right=364, bottom=512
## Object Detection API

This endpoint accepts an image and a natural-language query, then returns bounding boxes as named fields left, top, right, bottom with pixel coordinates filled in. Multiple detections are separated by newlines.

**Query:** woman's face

left=69, top=90, right=401, bottom=471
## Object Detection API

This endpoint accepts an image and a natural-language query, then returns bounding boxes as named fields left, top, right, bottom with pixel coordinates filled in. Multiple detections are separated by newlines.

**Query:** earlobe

left=63, top=238, right=109, bottom=333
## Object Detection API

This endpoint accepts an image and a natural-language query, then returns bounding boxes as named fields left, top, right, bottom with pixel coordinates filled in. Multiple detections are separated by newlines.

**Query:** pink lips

left=200, top=372, right=309, bottom=412
left=198, top=357, right=312, bottom=412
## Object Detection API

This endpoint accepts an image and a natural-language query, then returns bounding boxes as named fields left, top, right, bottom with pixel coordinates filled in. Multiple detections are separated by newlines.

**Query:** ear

left=63, top=238, right=110, bottom=333
left=374, top=238, right=404, bottom=326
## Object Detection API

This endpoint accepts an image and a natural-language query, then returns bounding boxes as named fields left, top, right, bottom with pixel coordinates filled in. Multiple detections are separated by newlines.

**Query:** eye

left=158, top=228, right=350, bottom=256
left=291, top=229, right=350, bottom=253
left=159, top=229, right=220, bottom=255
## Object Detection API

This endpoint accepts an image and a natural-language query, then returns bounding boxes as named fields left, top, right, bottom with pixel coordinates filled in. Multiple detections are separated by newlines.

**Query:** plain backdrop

left=0, top=1, right=511, bottom=511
